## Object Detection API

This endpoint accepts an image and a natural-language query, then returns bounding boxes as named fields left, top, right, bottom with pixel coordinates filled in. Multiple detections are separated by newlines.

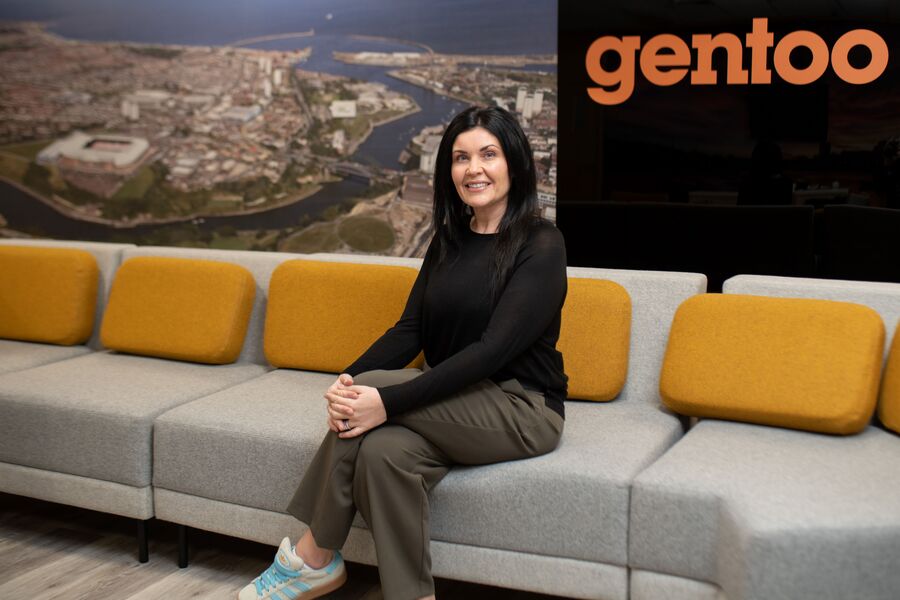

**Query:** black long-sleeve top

left=344, top=219, right=568, bottom=419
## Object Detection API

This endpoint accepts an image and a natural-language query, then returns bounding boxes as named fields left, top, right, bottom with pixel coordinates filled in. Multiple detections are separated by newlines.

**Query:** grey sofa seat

left=428, top=400, right=680, bottom=566
left=0, top=339, right=92, bottom=375
left=0, top=351, right=268, bottom=490
left=153, top=368, right=680, bottom=566
left=630, top=420, right=900, bottom=600
left=153, top=369, right=335, bottom=512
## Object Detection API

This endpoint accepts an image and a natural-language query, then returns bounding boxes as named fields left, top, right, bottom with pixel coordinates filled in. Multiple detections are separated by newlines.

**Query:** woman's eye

left=455, top=154, right=468, bottom=162
left=483, top=151, right=496, bottom=159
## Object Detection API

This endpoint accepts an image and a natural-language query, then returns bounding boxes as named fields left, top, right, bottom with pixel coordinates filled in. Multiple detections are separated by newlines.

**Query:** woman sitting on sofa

left=239, top=105, right=569, bottom=600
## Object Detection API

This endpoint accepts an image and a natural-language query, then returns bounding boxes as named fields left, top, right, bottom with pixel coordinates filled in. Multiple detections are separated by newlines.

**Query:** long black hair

left=431, top=105, right=540, bottom=304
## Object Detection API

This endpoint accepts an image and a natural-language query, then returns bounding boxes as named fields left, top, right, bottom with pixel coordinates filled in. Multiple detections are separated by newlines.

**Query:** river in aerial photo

left=0, top=0, right=557, bottom=240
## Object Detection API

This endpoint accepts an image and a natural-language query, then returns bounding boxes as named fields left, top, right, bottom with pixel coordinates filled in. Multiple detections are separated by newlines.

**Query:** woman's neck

left=470, top=205, right=506, bottom=234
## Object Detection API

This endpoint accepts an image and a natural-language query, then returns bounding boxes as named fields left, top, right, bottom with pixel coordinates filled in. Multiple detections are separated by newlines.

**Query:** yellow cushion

left=660, top=294, right=885, bottom=435
left=264, top=259, right=422, bottom=372
left=878, top=323, right=900, bottom=434
left=100, top=257, right=255, bottom=364
left=0, top=246, right=98, bottom=345
left=559, top=278, right=631, bottom=401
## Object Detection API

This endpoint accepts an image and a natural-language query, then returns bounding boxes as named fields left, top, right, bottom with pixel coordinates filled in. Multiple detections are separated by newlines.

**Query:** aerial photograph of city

left=0, top=0, right=557, bottom=258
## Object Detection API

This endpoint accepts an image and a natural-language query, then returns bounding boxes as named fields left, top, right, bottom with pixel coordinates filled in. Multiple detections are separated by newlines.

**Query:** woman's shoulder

left=525, top=217, right=566, bottom=248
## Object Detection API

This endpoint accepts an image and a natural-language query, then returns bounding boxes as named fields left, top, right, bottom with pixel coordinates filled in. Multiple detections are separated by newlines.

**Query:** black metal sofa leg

left=178, top=524, right=189, bottom=568
left=137, top=519, right=150, bottom=563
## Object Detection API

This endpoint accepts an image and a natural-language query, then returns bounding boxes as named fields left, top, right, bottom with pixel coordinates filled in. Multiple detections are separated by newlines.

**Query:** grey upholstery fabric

left=153, top=369, right=335, bottom=508
left=429, top=401, right=680, bottom=566
left=630, top=420, right=900, bottom=600
left=0, top=339, right=91, bottom=375
left=0, top=239, right=133, bottom=349
left=723, top=275, right=900, bottom=359
left=153, top=369, right=681, bottom=565
left=567, top=267, right=707, bottom=407
left=309, top=252, right=424, bottom=269
left=630, top=570, right=727, bottom=600
left=0, top=351, right=267, bottom=487
left=154, top=488, right=629, bottom=600
left=0, top=461, right=153, bottom=519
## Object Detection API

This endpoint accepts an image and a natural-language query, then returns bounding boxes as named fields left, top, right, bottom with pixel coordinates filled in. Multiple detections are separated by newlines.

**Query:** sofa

left=629, top=275, right=900, bottom=600
left=149, top=260, right=704, bottom=600
left=0, top=240, right=276, bottom=560
left=1, top=239, right=898, bottom=600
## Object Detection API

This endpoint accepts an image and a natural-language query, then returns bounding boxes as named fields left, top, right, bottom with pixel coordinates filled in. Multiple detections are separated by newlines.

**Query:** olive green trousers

left=286, top=368, right=564, bottom=600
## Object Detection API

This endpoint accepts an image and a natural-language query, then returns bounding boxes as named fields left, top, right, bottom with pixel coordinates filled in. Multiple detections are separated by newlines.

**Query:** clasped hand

left=325, top=373, right=386, bottom=439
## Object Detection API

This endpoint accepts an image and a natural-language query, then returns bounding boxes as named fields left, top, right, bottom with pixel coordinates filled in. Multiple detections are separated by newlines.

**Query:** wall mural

left=0, top=0, right=557, bottom=257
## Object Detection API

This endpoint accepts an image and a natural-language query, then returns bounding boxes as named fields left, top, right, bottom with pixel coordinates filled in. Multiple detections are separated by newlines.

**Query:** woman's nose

left=466, top=159, right=483, bottom=174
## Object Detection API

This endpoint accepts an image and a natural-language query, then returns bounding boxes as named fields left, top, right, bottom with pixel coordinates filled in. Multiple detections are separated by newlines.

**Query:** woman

left=239, top=105, right=568, bottom=600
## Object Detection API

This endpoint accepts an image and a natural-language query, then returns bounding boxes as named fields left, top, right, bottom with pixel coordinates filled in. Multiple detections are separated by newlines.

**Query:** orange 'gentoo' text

left=585, top=18, right=889, bottom=105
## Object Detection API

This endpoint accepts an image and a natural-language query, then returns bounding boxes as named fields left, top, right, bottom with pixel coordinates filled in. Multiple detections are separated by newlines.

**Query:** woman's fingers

left=324, top=388, right=358, bottom=401
left=325, top=395, right=353, bottom=415
left=338, top=426, right=364, bottom=439
left=327, top=405, right=349, bottom=420
left=327, top=414, right=345, bottom=432
left=326, top=392, right=356, bottom=410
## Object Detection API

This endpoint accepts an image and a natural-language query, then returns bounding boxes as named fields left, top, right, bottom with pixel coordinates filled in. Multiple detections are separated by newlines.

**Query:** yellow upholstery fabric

left=264, top=259, right=422, bottom=372
left=558, top=278, right=631, bottom=401
left=878, top=323, right=900, bottom=434
left=660, top=294, right=885, bottom=435
left=100, top=256, right=255, bottom=364
left=0, top=245, right=98, bottom=346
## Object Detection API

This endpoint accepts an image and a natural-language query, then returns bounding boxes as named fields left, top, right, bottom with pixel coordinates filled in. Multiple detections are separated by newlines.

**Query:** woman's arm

left=375, top=226, right=567, bottom=417
left=341, top=237, right=436, bottom=376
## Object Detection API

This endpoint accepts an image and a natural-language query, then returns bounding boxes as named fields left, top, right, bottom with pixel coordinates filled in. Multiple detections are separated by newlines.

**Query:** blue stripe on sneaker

left=281, top=587, right=298, bottom=600
left=324, top=552, right=342, bottom=574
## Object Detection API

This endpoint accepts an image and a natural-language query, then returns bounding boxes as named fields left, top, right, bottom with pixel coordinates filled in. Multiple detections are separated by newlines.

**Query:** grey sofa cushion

left=723, top=275, right=900, bottom=359
left=430, top=400, right=681, bottom=565
left=153, top=368, right=681, bottom=565
left=0, top=351, right=267, bottom=487
left=630, top=420, right=900, bottom=600
left=0, top=339, right=92, bottom=375
left=153, top=369, right=335, bottom=509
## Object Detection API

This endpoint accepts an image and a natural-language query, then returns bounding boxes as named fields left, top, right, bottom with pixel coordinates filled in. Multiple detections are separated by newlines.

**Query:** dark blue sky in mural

left=0, top=0, right=557, bottom=54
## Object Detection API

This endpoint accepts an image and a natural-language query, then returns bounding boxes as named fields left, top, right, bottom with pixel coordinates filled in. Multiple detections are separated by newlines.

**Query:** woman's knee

left=356, top=426, right=424, bottom=476
left=355, top=427, right=400, bottom=473
left=528, top=417, right=564, bottom=457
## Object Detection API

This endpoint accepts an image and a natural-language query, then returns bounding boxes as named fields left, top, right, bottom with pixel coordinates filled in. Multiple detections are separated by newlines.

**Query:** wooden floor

left=0, top=493, right=568, bottom=599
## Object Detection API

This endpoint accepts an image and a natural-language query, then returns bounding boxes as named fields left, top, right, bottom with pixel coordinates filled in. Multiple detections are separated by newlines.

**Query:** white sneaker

left=237, top=537, right=346, bottom=600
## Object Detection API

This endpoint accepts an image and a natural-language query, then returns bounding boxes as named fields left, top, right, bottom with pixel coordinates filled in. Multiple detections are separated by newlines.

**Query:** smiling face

left=450, top=126, right=511, bottom=221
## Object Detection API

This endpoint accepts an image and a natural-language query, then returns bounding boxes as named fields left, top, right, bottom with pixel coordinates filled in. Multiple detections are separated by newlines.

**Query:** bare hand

left=324, top=373, right=357, bottom=432
left=329, top=385, right=387, bottom=439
